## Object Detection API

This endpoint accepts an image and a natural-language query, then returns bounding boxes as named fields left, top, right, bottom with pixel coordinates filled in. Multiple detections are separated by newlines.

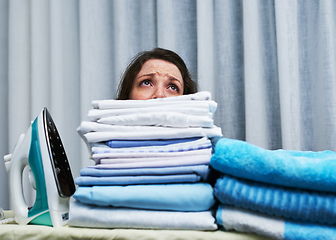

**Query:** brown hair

left=116, top=48, right=197, bottom=100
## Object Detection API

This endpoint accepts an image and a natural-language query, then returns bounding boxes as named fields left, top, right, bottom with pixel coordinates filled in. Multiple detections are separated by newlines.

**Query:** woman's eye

left=169, top=84, right=179, bottom=92
left=140, top=80, right=151, bottom=86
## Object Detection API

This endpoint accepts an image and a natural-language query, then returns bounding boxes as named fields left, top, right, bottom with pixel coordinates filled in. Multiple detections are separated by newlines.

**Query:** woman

left=116, top=48, right=198, bottom=100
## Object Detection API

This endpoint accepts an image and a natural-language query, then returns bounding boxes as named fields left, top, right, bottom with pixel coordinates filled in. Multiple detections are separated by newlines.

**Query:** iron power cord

left=0, top=208, right=15, bottom=224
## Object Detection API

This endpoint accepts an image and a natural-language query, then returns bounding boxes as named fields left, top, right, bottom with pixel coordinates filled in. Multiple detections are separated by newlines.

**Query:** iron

left=4, top=108, right=76, bottom=227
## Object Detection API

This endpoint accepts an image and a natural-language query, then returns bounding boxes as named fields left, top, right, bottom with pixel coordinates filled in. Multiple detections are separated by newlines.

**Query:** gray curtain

left=0, top=0, right=335, bottom=210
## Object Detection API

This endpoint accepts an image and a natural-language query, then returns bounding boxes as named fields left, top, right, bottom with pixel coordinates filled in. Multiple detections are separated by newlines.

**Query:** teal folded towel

left=215, top=175, right=336, bottom=225
left=210, top=138, right=336, bottom=193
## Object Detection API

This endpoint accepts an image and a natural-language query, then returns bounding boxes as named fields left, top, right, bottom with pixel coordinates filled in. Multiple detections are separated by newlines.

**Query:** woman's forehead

left=138, top=59, right=183, bottom=80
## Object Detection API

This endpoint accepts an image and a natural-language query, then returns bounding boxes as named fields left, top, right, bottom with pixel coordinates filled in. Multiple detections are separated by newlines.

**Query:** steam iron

left=4, top=108, right=76, bottom=227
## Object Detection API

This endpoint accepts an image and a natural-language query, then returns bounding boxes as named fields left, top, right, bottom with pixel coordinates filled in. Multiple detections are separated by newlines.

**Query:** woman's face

left=129, top=59, right=184, bottom=100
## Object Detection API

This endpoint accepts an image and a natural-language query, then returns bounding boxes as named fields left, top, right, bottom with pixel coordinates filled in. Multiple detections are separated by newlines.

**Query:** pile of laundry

left=211, top=138, right=336, bottom=239
left=69, top=91, right=222, bottom=230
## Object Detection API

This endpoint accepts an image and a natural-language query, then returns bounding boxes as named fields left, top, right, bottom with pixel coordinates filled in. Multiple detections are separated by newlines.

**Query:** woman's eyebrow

left=137, top=73, right=156, bottom=79
left=167, top=75, right=182, bottom=82
left=137, top=73, right=182, bottom=82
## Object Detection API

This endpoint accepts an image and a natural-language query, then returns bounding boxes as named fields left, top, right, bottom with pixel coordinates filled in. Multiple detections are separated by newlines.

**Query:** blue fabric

left=214, top=175, right=336, bottom=225
left=211, top=138, right=336, bottom=193
left=105, top=137, right=201, bottom=148
left=73, top=183, right=215, bottom=211
left=75, top=174, right=201, bottom=186
left=80, top=165, right=209, bottom=180
left=216, top=204, right=336, bottom=240
left=284, top=221, right=336, bottom=240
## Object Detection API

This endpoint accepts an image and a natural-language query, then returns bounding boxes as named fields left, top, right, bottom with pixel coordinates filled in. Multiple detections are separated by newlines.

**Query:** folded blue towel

left=217, top=205, right=336, bottom=240
left=73, top=183, right=215, bottom=211
left=211, top=138, right=336, bottom=193
left=214, top=175, right=336, bottom=225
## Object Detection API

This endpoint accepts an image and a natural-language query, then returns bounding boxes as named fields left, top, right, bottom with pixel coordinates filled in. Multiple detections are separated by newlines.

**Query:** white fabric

left=218, top=205, right=284, bottom=240
left=94, top=156, right=211, bottom=169
left=91, top=91, right=213, bottom=109
left=98, top=156, right=207, bottom=165
left=1, top=0, right=336, bottom=210
left=97, top=112, right=214, bottom=128
left=93, top=148, right=211, bottom=160
left=69, top=200, right=218, bottom=230
left=78, top=121, right=167, bottom=134
left=81, top=126, right=223, bottom=142
left=94, top=100, right=217, bottom=115
left=88, top=105, right=212, bottom=121
left=78, top=121, right=222, bottom=138
left=99, top=154, right=210, bottom=165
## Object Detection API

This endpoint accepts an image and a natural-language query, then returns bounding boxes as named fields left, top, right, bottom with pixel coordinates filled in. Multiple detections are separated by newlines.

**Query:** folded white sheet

left=97, top=154, right=210, bottom=164
left=95, top=154, right=211, bottom=169
left=88, top=104, right=213, bottom=121
left=69, top=200, right=218, bottom=230
left=92, top=91, right=214, bottom=109
left=82, top=126, right=222, bottom=142
left=93, top=147, right=211, bottom=161
left=100, top=154, right=210, bottom=165
left=97, top=112, right=213, bottom=128
left=78, top=121, right=168, bottom=135
left=78, top=118, right=222, bottom=139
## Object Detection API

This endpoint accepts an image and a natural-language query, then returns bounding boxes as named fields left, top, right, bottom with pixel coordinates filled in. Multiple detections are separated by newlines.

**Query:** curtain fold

left=0, top=0, right=336, bottom=211
left=0, top=0, right=9, bottom=211
left=157, top=0, right=198, bottom=79
left=243, top=0, right=281, bottom=150
left=213, top=0, right=246, bottom=142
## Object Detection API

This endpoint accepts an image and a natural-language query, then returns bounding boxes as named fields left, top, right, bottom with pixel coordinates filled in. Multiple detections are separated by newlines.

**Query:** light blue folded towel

left=217, top=205, right=336, bottom=240
left=211, top=138, right=336, bottom=192
left=73, top=183, right=215, bottom=211
left=214, top=175, right=336, bottom=225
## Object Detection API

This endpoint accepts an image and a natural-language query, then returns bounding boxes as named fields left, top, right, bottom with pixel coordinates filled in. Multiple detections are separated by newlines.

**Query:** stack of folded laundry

left=69, top=91, right=222, bottom=230
left=210, top=138, right=336, bottom=239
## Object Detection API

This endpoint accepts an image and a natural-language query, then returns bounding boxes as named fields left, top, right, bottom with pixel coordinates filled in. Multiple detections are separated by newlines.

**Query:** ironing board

left=0, top=224, right=271, bottom=240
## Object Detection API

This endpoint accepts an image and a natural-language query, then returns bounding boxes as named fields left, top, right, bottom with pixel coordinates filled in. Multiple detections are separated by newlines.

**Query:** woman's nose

left=153, top=86, right=166, bottom=99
